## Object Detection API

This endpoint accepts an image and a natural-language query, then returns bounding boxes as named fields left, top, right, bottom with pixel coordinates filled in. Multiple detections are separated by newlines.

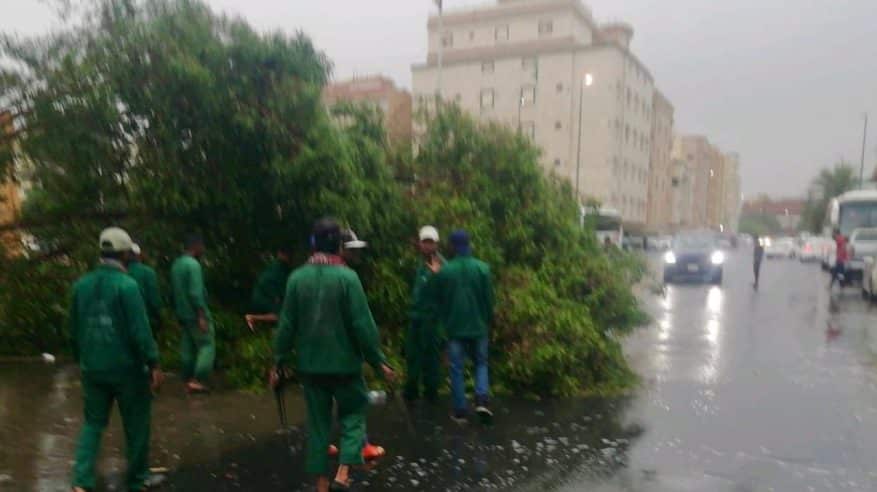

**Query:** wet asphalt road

left=2, top=251, right=877, bottom=491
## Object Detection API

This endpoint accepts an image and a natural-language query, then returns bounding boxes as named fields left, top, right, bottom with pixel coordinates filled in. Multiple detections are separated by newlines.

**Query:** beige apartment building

left=412, top=0, right=660, bottom=225
left=671, top=134, right=742, bottom=231
left=669, top=158, right=694, bottom=229
left=722, top=152, right=742, bottom=232
left=646, top=90, right=674, bottom=231
left=323, top=75, right=413, bottom=143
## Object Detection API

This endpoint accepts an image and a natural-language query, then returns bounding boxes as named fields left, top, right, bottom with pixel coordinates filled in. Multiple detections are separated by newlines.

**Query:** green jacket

left=432, top=254, right=494, bottom=339
left=251, top=259, right=292, bottom=315
left=273, top=263, right=386, bottom=375
left=69, top=262, right=159, bottom=375
left=128, top=261, right=162, bottom=323
left=410, top=256, right=444, bottom=322
left=170, top=254, right=210, bottom=323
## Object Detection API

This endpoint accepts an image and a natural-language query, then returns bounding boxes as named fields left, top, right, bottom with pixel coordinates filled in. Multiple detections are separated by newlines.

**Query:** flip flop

left=329, top=479, right=350, bottom=491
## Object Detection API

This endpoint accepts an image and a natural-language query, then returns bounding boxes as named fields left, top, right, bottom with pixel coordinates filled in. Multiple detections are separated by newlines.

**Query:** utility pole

left=860, top=113, right=869, bottom=188
left=435, top=0, right=443, bottom=106
left=575, top=73, right=593, bottom=200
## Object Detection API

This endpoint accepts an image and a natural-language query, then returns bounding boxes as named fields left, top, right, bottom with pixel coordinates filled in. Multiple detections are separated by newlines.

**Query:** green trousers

left=72, top=372, right=152, bottom=491
left=180, top=321, right=215, bottom=383
left=403, top=321, right=441, bottom=401
left=301, top=374, right=368, bottom=475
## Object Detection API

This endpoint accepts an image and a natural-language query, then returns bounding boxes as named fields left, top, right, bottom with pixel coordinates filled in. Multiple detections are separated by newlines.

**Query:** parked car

left=845, top=227, right=877, bottom=284
left=647, top=235, right=673, bottom=251
left=765, top=237, right=796, bottom=259
left=798, top=237, right=830, bottom=263
left=663, top=234, right=724, bottom=285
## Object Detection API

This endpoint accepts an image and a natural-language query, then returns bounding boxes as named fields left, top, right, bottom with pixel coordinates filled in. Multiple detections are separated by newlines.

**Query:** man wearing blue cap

left=431, top=230, right=494, bottom=422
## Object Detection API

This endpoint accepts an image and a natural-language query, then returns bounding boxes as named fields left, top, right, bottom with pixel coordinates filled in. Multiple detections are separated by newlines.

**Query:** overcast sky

left=4, top=0, right=877, bottom=199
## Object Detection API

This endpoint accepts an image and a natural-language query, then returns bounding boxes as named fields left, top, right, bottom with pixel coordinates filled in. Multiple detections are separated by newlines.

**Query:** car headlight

left=664, top=252, right=677, bottom=264
left=711, top=251, right=725, bottom=265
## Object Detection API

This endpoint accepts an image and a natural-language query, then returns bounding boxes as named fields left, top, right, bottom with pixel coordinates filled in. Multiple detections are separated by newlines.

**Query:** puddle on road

left=0, top=362, right=643, bottom=491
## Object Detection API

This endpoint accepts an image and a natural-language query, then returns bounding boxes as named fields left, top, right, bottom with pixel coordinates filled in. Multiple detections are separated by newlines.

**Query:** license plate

left=687, top=264, right=699, bottom=272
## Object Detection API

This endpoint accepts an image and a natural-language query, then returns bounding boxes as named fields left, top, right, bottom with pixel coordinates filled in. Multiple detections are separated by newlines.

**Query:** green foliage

left=0, top=0, right=646, bottom=396
left=738, top=212, right=783, bottom=237
left=800, top=162, right=857, bottom=233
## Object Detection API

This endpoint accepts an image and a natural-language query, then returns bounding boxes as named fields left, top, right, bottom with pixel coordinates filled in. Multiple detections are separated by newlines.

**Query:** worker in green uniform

left=432, top=230, right=495, bottom=423
left=128, top=243, right=162, bottom=332
left=244, top=246, right=294, bottom=330
left=272, top=218, right=395, bottom=492
left=70, top=227, right=162, bottom=492
left=404, top=225, right=444, bottom=403
left=171, top=233, right=214, bottom=394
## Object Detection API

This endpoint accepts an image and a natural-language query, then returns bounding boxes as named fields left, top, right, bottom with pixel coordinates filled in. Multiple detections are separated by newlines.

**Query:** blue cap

left=449, top=230, right=471, bottom=254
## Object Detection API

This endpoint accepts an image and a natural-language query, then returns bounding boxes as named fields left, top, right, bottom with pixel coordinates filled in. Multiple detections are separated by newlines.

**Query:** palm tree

left=801, top=162, right=857, bottom=233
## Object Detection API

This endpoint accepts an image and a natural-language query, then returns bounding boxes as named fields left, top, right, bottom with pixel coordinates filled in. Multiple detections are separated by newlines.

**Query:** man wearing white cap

left=69, top=227, right=162, bottom=492
left=128, top=243, right=163, bottom=332
left=404, top=225, right=445, bottom=402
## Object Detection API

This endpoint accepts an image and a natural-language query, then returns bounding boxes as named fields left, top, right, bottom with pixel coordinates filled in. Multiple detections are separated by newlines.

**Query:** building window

left=538, top=20, right=554, bottom=36
left=555, top=121, right=562, bottom=130
left=554, top=158, right=562, bottom=167
left=441, top=32, right=453, bottom=48
left=469, top=31, right=475, bottom=41
left=455, top=93, right=462, bottom=103
left=521, top=121, right=535, bottom=140
left=480, top=89, right=495, bottom=109
left=520, top=85, right=536, bottom=106
left=482, top=61, right=495, bottom=74
left=556, top=82, right=564, bottom=92
left=495, top=25, right=509, bottom=41
left=522, top=57, right=538, bottom=78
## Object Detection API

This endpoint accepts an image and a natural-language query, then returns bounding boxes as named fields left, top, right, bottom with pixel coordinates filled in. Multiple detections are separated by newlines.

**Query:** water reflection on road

left=2, top=251, right=877, bottom=490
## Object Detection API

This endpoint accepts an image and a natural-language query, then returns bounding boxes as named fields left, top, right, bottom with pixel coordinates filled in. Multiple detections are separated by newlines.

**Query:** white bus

left=823, top=189, right=877, bottom=275
left=581, top=206, right=624, bottom=247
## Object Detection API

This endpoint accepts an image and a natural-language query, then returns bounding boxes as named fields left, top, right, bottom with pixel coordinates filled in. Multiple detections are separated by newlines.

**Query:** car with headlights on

left=663, top=234, right=725, bottom=285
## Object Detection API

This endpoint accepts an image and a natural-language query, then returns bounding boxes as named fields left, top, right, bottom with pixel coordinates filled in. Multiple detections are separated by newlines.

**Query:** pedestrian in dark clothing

left=753, top=236, right=765, bottom=289
left=432, top=230, right=494, bottom=423
left=245, top=246, right=293, bottom=330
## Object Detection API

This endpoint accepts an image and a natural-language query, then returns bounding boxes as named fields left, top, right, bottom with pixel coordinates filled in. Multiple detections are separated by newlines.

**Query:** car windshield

left=673, top=236, right=715, bottom=250
left=839, top=202, right=877, bottom=237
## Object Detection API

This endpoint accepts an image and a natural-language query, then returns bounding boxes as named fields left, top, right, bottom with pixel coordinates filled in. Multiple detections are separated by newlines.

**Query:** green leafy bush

left=0, top=0, right=647, bottom=396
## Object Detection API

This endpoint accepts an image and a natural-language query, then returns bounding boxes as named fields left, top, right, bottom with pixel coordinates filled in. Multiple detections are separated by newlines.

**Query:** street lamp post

left=435, top=0, right=444, bottom=105
left=860, top=113, right=869, bottom=187
left=574, top=73, right=594, bottom=199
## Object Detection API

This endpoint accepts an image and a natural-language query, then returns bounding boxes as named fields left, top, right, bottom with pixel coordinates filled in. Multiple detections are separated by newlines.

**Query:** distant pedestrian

left=432, top=230, right=494, bottom=423
left=404, top=225, right=444, bottom=403
left=272, top=218, right=395, bottom=492
left=69, top=227, right=162, bottom=492
left=753, top=236, right=765, bottom=289
left=128, top=243, right=163, bottom=332
left=829, top=228, right=849, bottom=289
left=244, top=246, right=294, bottom=330
left=171, top=233, right=214, bottom=393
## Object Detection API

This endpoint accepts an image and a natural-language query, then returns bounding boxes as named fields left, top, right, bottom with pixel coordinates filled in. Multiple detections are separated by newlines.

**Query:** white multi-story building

left=412, top=0, right=660, bottom=225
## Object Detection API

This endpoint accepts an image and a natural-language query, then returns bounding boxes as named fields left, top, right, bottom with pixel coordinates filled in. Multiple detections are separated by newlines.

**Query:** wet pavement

left=2, top=251, right=877, bottom=491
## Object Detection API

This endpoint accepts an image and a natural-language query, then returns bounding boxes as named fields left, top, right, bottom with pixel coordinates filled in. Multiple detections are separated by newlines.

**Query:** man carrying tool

left=432, top=230, right=495, bottom=423
left=404, top=225, right=444, bottom=403
left=70, top=227, right=162, bottom=492
left=244, top=245, right=294, bottom=330
left=272, top=218, right=395, bottom=492
left=128, top=243, right=163, bottom=333
left=171, top=233, right=214, bottom=393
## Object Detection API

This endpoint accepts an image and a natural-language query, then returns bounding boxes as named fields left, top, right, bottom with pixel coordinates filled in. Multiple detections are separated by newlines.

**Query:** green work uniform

left=251, top=259, right=292, bottom=315
left=171, top=254, right=215, bottom=383
left=404, top=258, right=444, bottom=401
left=128, top=260, right=162, bottom=329
left=69, top=261, right=159, bottom=492
left=273, top=262, right=386, bottom=475
left=433, top=255, right=494, bottom=339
